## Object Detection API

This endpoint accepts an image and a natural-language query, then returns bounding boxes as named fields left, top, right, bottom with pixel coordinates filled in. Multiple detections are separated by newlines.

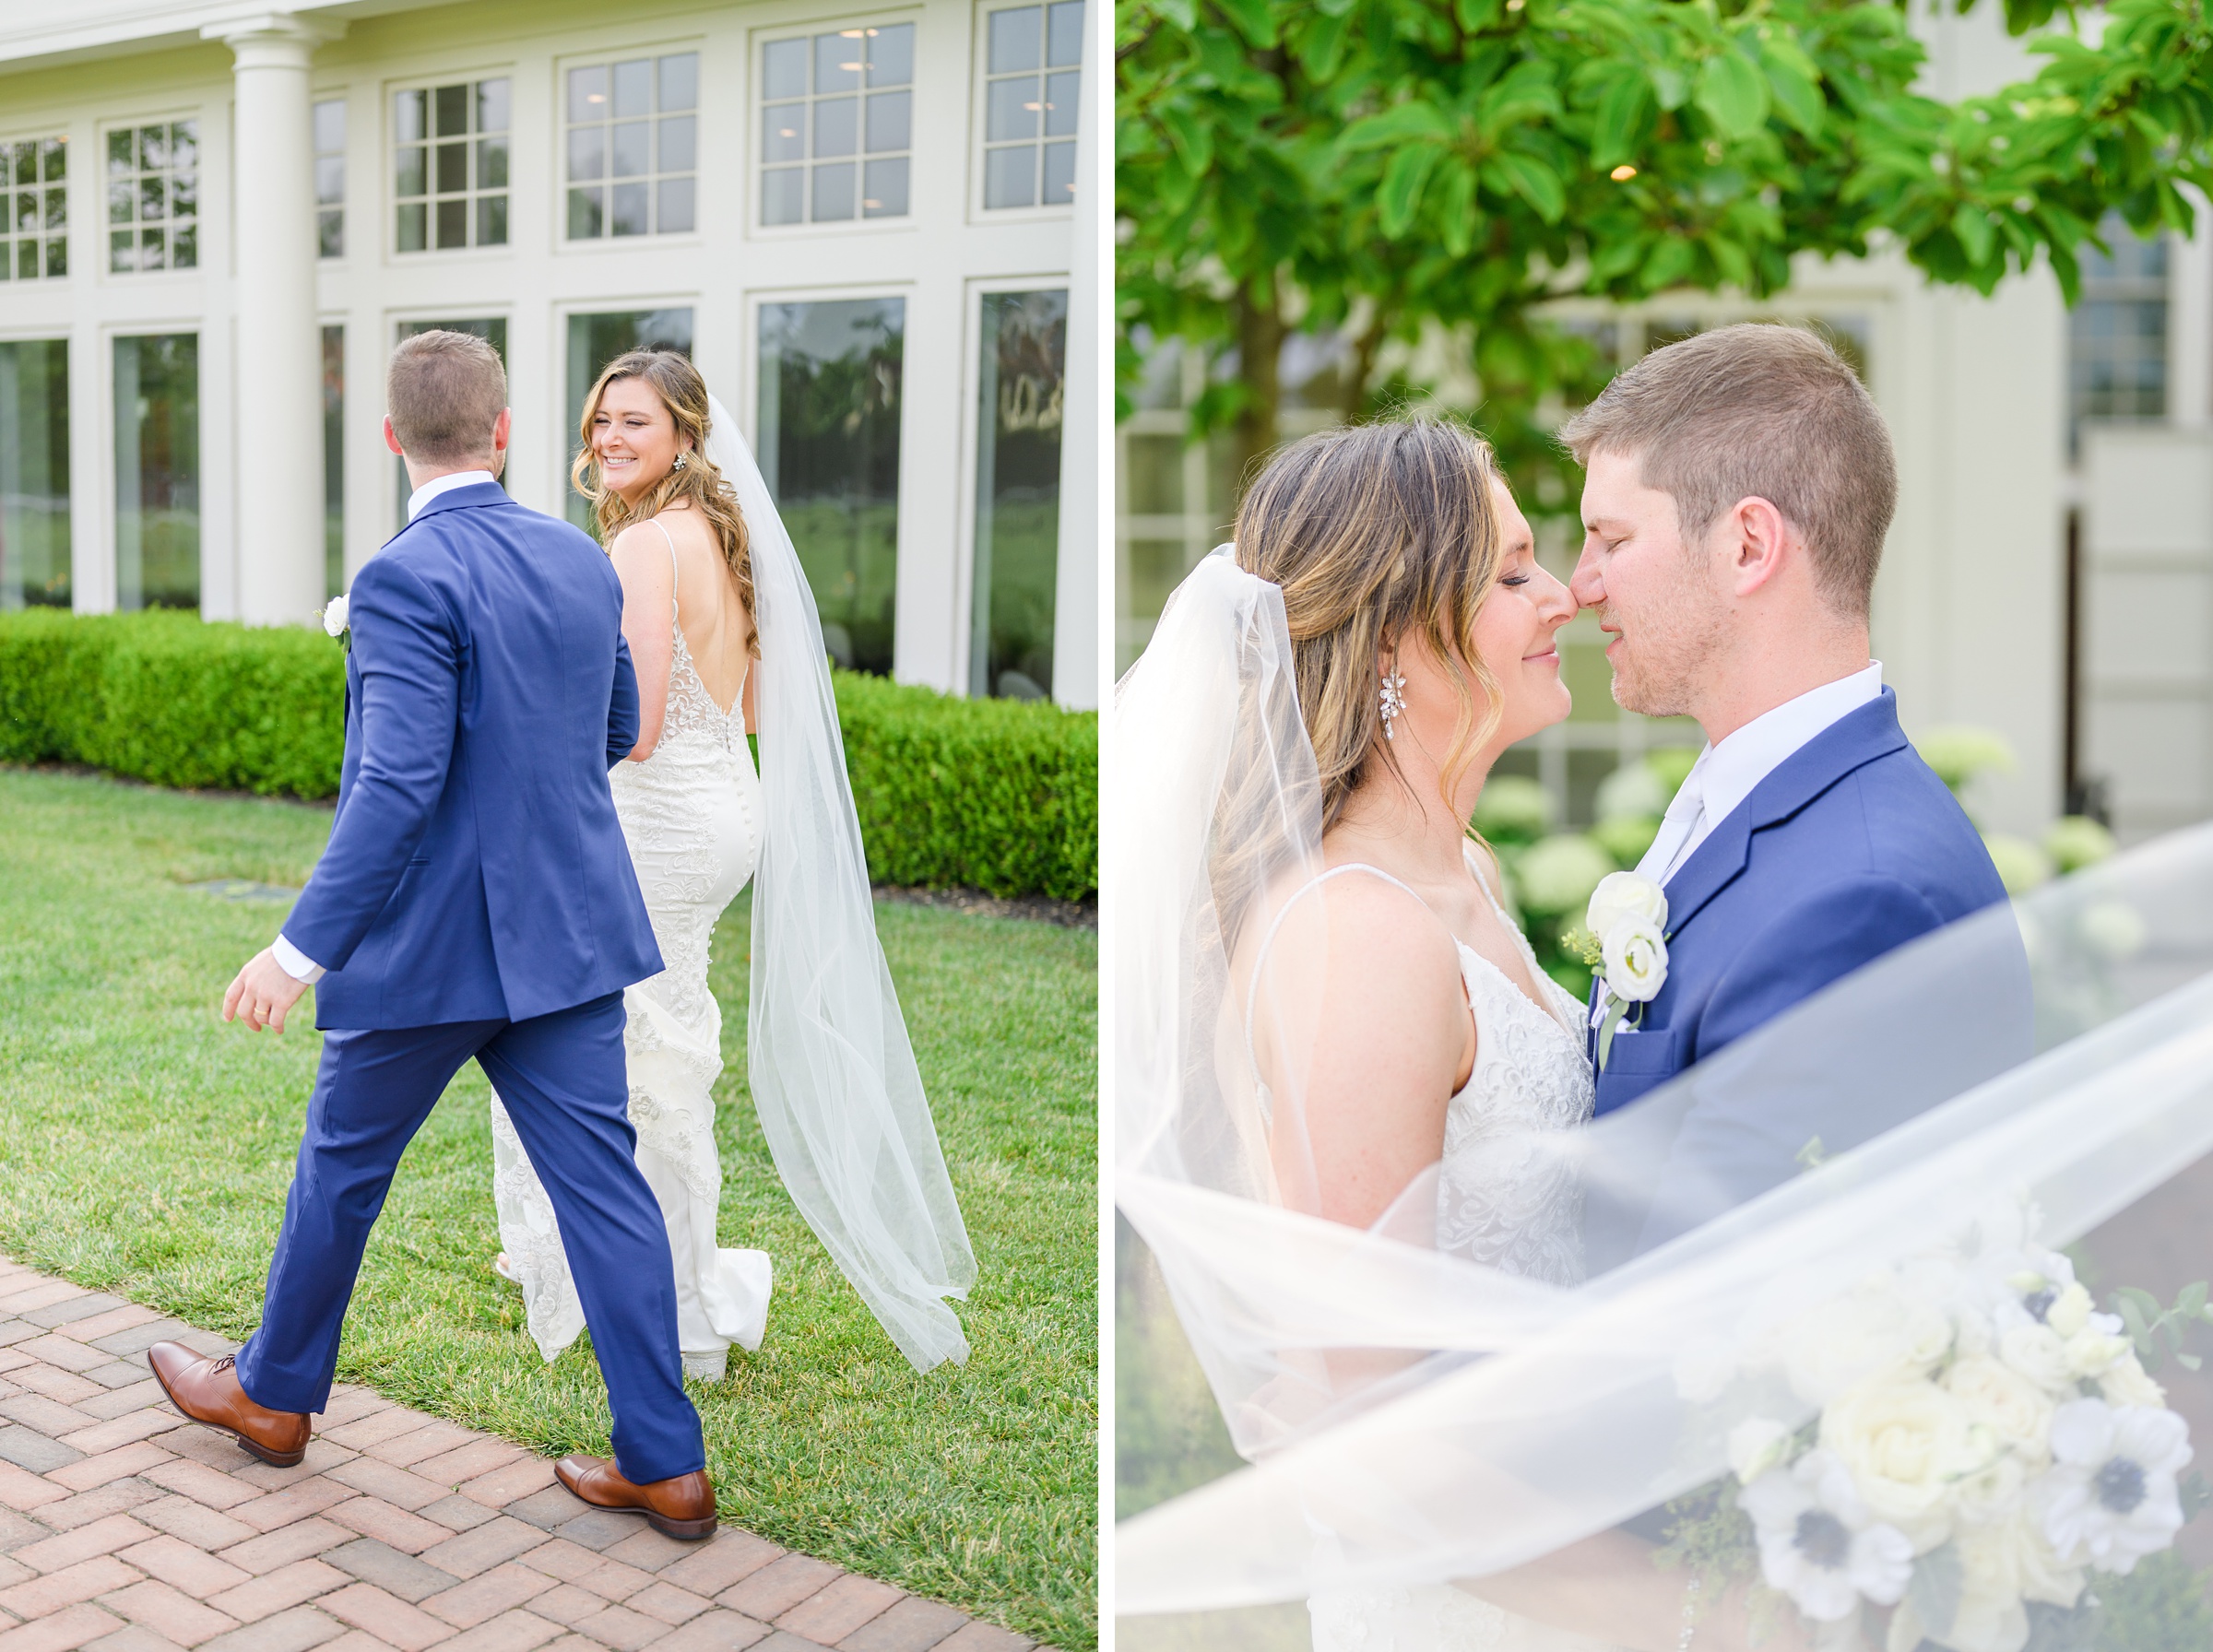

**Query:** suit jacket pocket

left=1602, top=1022, right=1686, bottom=1077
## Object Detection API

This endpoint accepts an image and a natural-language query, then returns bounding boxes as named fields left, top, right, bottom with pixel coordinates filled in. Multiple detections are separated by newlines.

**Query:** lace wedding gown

left=1298, top=856, right=1612, bottom=1652
left=490, top=532, right=773, bottom=1382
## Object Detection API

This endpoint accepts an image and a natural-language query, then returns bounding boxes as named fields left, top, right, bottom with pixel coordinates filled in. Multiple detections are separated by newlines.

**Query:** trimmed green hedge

left=0, top=609, right=1095, bottom=902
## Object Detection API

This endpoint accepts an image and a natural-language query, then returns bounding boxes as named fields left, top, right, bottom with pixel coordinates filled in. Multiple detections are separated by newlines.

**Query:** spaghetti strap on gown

left=1284, top=854, right=1612, bottom=1652
left=490, top=519, right=774, bottom=1382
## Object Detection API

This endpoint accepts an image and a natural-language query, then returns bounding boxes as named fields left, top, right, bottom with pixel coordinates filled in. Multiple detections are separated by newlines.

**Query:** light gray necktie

left=1635, top=766, right=1708, bottom=887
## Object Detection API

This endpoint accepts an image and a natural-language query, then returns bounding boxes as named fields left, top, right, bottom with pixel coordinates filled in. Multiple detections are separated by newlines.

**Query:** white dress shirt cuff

left=271, top=933, right=326, bottom=985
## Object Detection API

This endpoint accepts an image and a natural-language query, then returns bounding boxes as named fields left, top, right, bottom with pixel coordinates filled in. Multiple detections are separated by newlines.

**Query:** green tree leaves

left=1116, top=0, right=2213, bottom=496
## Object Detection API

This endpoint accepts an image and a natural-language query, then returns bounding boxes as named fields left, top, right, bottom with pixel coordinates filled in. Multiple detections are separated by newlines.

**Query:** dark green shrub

left=0, top=610, right=1096, bottom=898
left=834, top=670, right=1096, bottom=903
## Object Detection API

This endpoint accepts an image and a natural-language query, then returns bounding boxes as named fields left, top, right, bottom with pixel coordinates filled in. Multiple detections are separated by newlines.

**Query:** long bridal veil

left=703, top=392, right=976, bottom=1373
left=1116, top=549, right=2213, bottom=1643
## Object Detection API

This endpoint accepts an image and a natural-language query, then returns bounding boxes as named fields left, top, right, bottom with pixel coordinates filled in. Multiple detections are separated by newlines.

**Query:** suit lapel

left=1661, top=689, right=1912, bottom=943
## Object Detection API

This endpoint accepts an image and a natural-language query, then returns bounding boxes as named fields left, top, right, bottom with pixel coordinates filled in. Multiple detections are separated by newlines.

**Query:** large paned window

left=0, top=339, right=70, bottom=608
left=394, top=79, right=509, bottom=253
left=971, top=290, right=1066, bottom=699
left=2069, top=215, right=2168, bottom=451
left=392, top=318, right=508, bottom=525
left=314, top=100, right=345, bottom=258
left=1, top=138, right=66, bottom=282
left=113, top=334, right=199, bottom=612
left=565, top=53, right=699, bottom=240
left=106, top=121, right=197, bottom=273
left=323, top=325, right=343, bottom=598
left=563, top=310, right=695, bottom=532
left=757, top=299, right=904, bottom=675
left=980, top=2, right=1082, bottom=211
left=760, top=23, right=914, bottom=227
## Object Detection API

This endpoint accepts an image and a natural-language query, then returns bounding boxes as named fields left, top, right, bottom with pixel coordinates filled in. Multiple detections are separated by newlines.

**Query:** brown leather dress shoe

left=147, top=1342, right=311, bottom=1468
left=555, top=1455, right=717, bottom=1540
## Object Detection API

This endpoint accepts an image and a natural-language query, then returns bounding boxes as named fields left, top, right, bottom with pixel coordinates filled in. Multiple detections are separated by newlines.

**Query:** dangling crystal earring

left=671, top=452, right=688, bottom=471
left=1379, top=670, right=1406, bottom=740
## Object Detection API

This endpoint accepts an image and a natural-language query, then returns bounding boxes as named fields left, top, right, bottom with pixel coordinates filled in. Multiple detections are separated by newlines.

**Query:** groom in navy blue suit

left=148, top=331, right=717, bottom=1540
left=1558, top=325, right=2011, bottom=1249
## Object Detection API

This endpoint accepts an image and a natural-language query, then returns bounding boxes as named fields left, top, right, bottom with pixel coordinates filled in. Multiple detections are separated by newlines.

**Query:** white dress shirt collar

left=406, top=468, right=498, bottom=522
left=1645, top=661, right=1885, bottom=885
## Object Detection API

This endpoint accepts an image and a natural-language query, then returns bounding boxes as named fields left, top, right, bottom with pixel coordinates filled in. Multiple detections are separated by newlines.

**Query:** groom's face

left=1570, top=450, right=1728, bottom=718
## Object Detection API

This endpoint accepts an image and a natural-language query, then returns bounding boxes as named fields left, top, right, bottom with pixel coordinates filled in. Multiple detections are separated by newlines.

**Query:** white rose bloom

left=2100, top=1354, right=2167, bottom=1410
left=1819, top=1377, right=1982, bottom=1550
left=1741, top=1449, right=1914, bottom=1622
left=1585, top=870, right=1667, bottom=940
left=1996, top=1322, right=2077, bottom=1394
left=2065, top=1326, right=2133, bottom=1379
left=322, top=595, right=350, bottom=638
left=1728, top=1417, right=1795, bottom=1484
left=1947, top=1357, right=2055, bottom=1455
left=2032, top=1399, right=2191, bottom=1575
left=1785, top=1280, right=1953, bottom=1406
left=1601, top=915, right=1668, bottom=1003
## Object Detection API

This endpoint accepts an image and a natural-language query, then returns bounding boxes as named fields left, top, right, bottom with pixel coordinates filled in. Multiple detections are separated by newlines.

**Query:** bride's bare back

left=609, top=496, right=756, bottom=749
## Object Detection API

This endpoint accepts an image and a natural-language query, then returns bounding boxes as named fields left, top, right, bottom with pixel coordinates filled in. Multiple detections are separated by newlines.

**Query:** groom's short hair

left=1559, top=324, right=1895, bottom=617
left=387, top=330, right=507, bottom=466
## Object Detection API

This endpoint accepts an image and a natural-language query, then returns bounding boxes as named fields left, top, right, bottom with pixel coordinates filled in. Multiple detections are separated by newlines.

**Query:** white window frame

left=0, top=132, right=70, bottom=285
left=967, top=0, right=1082, bottom=224
left=101, top=320, right=205, bottom=616
left=312, top=94, right=346, bottom=261
left=96, top=112, right=203, bottom=280
left=742, top=281, right=916, bottom=678
left=953, top=271, right=1069, bottom=694
left=553, top=41, right=707, bottom=251
left=748, top=9, right=924, bottom=242
left=383, top=67, right=515, bottom=262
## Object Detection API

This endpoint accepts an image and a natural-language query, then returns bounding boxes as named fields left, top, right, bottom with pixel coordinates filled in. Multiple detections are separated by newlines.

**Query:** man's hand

left=224, top=949, right=310, bottom=1033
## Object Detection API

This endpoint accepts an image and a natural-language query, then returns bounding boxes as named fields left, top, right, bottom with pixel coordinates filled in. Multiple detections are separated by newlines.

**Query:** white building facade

left=0, top=0, right=1101, bottom=708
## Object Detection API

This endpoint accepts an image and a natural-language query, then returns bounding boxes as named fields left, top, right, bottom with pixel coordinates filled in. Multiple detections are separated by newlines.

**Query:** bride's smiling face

left=1385, top=481, right=1574, bottom=801
left=590, top=376, right=690, bottom=502
left=1468, top=481, right=1575, bottom=752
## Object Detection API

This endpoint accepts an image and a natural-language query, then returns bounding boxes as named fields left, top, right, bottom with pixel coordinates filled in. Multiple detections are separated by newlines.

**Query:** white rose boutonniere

left=1582, top=870, right=1669, bottom=1070
left=322, top=594, right=350, bottom=653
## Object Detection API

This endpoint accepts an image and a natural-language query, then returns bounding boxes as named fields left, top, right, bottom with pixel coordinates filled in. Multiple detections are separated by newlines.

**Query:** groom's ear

left=383, top=416, right=404, bottom=458
left=491, top=407, right=514, bottom=454
left=1727, top=495, right=1793, bottom=597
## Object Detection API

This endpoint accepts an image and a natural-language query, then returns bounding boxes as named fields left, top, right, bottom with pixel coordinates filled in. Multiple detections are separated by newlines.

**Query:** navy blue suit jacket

left=286, top=481, right=663, bottom=1030
left=1590, top=690, right=2007, bottom=1116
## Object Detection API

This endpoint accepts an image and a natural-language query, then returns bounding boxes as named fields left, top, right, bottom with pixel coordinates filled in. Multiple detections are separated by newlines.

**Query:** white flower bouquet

left=1668, top=1202, right=2213, bottom=1652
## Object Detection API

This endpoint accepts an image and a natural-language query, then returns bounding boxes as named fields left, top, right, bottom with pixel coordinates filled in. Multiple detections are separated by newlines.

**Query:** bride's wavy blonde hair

left=572, top=349, right=757, bottom=656
left=1233, top=417, right=1509, bottom=833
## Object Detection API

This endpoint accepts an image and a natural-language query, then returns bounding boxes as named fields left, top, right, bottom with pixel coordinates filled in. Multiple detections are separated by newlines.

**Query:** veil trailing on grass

left=703, top=392, right=976, bottom=1373
left=1115, top=549, right=2213, bottom=1646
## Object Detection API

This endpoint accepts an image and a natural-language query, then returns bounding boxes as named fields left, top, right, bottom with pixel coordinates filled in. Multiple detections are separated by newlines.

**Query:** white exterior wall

left=0, top=0, right=1097, bottom=706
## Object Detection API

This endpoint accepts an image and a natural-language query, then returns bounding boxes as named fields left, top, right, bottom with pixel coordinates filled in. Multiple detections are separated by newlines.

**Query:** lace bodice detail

left=1435, top=869, right=1592, bottom=1286
left=1249, top=855, right=1592, bottom=1288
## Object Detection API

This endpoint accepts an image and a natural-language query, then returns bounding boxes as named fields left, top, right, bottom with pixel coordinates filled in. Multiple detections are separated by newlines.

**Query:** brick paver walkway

left=0, top=1258, right=1044, bottom=1652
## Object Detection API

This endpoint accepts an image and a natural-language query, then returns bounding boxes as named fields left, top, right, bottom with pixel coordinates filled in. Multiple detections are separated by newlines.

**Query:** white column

left=204, top=14, right=341, bottom=625
left=2170, top=195, right=2212, bottom=431
left=1048, top=0, right=1104, bottom=710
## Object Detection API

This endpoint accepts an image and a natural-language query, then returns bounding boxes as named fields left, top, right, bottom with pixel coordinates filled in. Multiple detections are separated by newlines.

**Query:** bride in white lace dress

left=491, top=351, right=976, bottom=1383
left=1142, top=422, right=1673, bottom=1652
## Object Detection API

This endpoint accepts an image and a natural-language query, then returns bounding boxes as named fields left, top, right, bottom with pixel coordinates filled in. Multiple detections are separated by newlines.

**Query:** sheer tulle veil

left=702, top=392, right=976, bottom=1373
left=1115, top=548, right=2213, bottom=1632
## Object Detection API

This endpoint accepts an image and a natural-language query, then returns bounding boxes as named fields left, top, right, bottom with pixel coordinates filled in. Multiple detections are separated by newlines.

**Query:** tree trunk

left=1341, top=313, right=1388, bottom=429
left=1231, top=274, right=1286, bottom=501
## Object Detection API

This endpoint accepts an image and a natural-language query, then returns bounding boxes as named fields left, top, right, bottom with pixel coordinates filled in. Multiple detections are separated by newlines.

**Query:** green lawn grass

left=0, top=766, right=1096, bottom=1649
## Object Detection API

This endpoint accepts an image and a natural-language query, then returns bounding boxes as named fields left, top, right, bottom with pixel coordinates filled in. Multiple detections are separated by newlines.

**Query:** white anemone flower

left=1739, top=1448, right=1914, bottom=1621
left=322, top=595, right=350, bottom=638
left=2032, top=1399, right=2191, bottom=1575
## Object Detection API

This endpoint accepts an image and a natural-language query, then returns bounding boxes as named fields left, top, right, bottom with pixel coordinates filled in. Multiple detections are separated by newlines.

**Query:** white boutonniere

left=1580, top=870, right=1670, bottom=1070
left=322, top=594, right=350, bottom=654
